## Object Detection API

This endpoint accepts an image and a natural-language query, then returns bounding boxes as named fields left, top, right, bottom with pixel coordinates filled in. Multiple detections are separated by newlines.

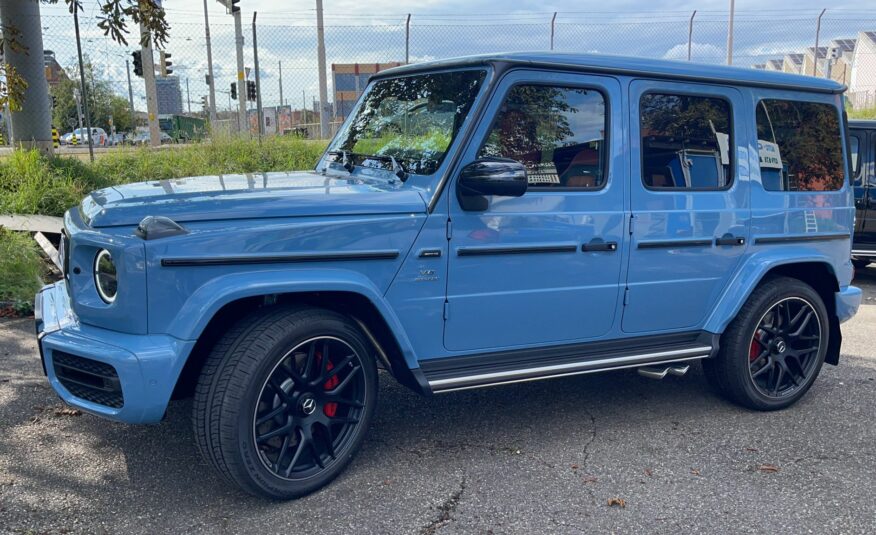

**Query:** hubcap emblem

left=775, top=339, right=787, bottom=353
left=300, top=397, right=316, bottom=416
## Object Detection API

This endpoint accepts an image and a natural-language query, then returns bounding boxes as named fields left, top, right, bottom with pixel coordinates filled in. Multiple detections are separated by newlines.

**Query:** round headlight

left=94, top=249, right=118, bottom=303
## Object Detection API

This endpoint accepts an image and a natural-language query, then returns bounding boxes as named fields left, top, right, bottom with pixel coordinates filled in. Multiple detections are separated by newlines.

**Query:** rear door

left=850, top=130, right=867, bottom=239
left=623, top=80, right=749, bottom=334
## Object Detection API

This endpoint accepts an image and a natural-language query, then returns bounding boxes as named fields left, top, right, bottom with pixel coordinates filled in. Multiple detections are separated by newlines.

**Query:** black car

left=850, top=119, right=876, bottom=268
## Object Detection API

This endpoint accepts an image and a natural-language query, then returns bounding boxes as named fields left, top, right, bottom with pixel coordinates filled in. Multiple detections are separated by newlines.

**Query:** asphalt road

left=2, top=271, right=875, bottom=534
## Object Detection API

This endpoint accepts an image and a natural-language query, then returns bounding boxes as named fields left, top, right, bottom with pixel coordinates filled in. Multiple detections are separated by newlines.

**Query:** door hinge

left=443, top=300, right=450, bottom=320
left=446, top=219, right=453, bottom=240
left=623, top=287, right=630, bottom=306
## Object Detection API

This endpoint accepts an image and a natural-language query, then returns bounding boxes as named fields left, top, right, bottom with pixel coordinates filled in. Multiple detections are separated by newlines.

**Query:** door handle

left=715, top=235, right=746, bottom=246
left=582, top=240, right=618, bottom=252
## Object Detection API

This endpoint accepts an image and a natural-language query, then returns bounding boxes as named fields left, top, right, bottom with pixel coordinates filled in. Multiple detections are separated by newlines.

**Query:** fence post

left=405, top=14, right=411, bottom=64
left=74, top=5, right=95, bottom=160
left=813, top=9, right=826, bottom=76
left=233, top=5, right=247, bottom=136
left=550, top=12, right=557, bottom=51
left=726, top=0, right=735, bottom=65
left=252, top=12, right=264, bottom=138
left=687, top=10, right=696, bottom=61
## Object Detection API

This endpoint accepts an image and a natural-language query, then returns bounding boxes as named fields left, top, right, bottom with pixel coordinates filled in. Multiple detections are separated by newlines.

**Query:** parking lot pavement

left=2, top=272, right=875, bottom=535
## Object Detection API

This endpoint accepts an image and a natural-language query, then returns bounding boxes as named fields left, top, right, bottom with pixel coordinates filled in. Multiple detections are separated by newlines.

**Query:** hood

left=80, top=171, right=427, bottom=228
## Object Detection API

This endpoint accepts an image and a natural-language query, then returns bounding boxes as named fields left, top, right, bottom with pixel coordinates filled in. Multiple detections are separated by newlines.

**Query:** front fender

left=704, top=247, right=848, bottom=334
left=164, top=268, right=420, bottom=369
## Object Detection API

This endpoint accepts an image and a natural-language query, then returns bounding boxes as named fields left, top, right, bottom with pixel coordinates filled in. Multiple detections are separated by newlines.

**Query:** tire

left=703, top=277, right=829, bottom=411
left=193, top=305, right=378, bottom=499
left=852, top=258, right=871, bottom=270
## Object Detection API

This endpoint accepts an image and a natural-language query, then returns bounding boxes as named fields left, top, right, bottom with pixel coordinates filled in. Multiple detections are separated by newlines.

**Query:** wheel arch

left=706, top=255, right=842, bottom=365
left=167, top=271, right=427, bottom=399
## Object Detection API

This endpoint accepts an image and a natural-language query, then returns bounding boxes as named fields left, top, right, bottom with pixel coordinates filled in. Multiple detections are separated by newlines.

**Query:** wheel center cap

left=299, top=396, right=317, bottom=416
left=775, top=339, right=787, bottom=354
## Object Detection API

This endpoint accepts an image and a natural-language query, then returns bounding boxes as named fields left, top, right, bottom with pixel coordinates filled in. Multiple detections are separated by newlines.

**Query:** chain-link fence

left=34, top=8, right=876, bottom=140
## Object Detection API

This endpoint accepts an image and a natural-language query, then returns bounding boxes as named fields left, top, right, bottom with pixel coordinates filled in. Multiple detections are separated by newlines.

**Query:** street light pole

left=316, top=0, right=329, bottom=138
left=126, top=59, right=136, bottom=132
left=73, top=6, right=95, bottom=161
left=726, top=0, right=735, bottom=65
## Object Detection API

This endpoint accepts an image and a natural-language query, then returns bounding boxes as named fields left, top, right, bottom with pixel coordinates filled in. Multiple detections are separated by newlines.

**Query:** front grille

left=53, top=351, right=124, bottom=409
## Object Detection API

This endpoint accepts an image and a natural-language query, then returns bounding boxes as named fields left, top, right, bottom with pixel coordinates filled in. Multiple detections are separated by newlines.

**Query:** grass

left=848, top=107, right=876, bottom=120
left=0, top=228, right=44, bottom=311
left=0, top=137, right=326, bottom=313
left=0, top=137, right=327, bottom=217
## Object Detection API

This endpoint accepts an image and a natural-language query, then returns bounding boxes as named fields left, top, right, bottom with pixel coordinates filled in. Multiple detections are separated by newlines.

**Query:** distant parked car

left=60, top=127, right=109, bottom=147
left=108, top=133, right=128, bottom=146
left=130, top=131, right=173, bottom=145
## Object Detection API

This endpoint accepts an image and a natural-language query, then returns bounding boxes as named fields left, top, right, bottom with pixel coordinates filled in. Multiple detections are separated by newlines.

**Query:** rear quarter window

left=755, top=99, right=845, bottom=192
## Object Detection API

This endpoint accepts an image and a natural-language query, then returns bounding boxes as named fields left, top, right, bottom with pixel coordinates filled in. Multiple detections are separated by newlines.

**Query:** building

left=763, top=59, right=783, bottom=72
left=43, top=50, right=67, bottom=87
left=331, top=62, right=403, bottom=119
left=782, top=53, right=804, bottom=74
left=827, top=38, right=856, bottom=86
left=849, top=31, right=876, bottom=110
left=155, top=76, right=183, bottom=115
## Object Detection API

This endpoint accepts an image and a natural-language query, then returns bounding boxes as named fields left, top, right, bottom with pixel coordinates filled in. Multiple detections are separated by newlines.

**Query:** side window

left=849, top=135, right=861, bottom=185
left=755, top=99, right=844, bottom=191
left=478, top=85, right=607, bottom=189
left=640, top=93, right=732, bottom=190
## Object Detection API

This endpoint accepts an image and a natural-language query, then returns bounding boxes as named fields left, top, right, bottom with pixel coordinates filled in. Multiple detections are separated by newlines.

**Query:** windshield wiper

left=325, top=150, right=354, bottom=174
left=359, top=154, right=409, bottom=182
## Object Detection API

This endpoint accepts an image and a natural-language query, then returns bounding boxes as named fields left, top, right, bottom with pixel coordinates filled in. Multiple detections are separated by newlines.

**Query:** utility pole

left=186, top=77, right=191, bottom=114
left=126, top=59, right=136, bottom=132
left=405, top=14, right=411, bottom=63
left=139, top=2, right=161, bottom=147
left=252, top=12, right=264, bottom=137
left=0, top=0, right=54, bottom=152
left=74, top=5, right=95, bottom=161
left=278, top=60, right=284, bottom=107
left=203, top=0, right=218, bottom=123
left=726, top=0, right=735, bottom=65
left=550, top=12, right=557, bottom=51
left=316, top=0, right=329, bottom=138
left=233, top=6, right=247, bottom=135
left=73, top=88, right=84, bottom=133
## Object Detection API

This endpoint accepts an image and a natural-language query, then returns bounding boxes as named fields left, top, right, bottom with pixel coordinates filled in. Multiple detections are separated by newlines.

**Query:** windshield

left=327, top=69, right=487, bottom=176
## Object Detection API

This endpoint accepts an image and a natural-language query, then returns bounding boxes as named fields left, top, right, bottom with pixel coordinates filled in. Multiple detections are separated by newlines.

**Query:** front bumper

left=836, top=285, right=862, bottom=324
left=35, top=281, right=195, bottom=424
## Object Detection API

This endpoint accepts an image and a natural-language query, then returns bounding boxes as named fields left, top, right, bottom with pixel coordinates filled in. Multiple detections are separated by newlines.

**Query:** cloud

left=662, top=42, right=724, bottom=61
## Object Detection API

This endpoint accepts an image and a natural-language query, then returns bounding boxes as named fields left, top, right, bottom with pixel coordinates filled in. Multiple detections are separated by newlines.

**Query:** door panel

left=623, top=80, right=750, bottom=334
left=861, top=131, right=876, bottom=250
left=444, top=71, right=625, bottom=352
left=850, top=131, right=866, bottom=237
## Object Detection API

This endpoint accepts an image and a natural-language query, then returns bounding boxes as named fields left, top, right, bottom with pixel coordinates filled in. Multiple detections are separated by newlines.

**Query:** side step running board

left=427, top=346, right=711, bottom=393
left=637, top=364, right=691, bottom=380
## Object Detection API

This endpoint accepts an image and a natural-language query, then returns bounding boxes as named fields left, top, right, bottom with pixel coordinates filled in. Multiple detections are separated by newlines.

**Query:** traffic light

left=230, top=0, right=241, bottom=14
left=230, top=82, right=237, bottom=100
left=132, top=50, right=143, bottom=77
left=205, top=74, right=212, bottom=86
left=201, top=95, right=209, bottom=110
left=246, top=80, right=257, bottom=102
left=159, top=51, right=173, bottom=77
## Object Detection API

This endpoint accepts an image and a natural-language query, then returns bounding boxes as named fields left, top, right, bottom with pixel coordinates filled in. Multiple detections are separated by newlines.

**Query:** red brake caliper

left=322, top=356, right=339, bottom=417
left=749, top=336, right=762, bottom=362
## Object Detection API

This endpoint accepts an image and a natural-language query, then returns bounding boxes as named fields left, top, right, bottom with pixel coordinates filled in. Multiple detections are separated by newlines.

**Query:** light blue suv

left=35, top=53, right=862, bottom=499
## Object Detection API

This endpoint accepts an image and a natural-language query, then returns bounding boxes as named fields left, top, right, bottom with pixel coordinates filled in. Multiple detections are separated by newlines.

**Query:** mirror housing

left=457, top=158, right=527, bottom=210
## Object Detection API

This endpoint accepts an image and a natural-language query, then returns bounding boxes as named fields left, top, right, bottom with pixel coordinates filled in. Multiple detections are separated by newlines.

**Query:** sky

left=35, top=1, right=876, bottom=114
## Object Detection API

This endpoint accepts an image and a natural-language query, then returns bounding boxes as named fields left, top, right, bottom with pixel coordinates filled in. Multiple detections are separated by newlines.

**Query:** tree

left=50, top=58, right=136, bottom=133
left=1, top=0, right=169, bottom=110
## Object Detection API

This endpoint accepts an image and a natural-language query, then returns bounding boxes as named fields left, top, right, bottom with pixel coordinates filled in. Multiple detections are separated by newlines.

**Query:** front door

left=623, top=80, right=750, bottom=334
left=444, top=71, right=625, bottom=352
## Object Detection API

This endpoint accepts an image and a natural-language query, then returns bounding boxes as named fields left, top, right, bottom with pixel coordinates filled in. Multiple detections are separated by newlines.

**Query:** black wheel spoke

left=319, top=340, right=331, bottom=380
left=268, top=378, right=293, bottom=403
left=284, top=432, right=307, bottom=477
left=303, top=343, right=317, bottom=380
left=255, top=404, right=287, bottom=426
left=751, top=360, right=773, bottom=378
left=274, top=434, right=292, bottom=472
left=324, top=395, right=365, bottom=408
left=257, top=421, right=294, bottom=443
left=326, top=365, right=362, bottom=395
left=789, top=311, right=814, bottom=338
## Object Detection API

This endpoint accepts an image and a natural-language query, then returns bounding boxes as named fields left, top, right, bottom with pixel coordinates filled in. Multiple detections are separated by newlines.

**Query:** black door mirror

left=458, top=158, right=528, bottom=199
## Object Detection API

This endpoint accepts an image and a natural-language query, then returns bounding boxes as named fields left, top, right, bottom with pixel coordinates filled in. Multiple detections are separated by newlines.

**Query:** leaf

left=644, top=468, right=653, bottom=477
left=607, top=497, right=626, bottom=508
left=757, top=464, right=780, bottom=473
left=690, top=468, right=701, bottom=476
left=54, top=406, right=81, bottom=417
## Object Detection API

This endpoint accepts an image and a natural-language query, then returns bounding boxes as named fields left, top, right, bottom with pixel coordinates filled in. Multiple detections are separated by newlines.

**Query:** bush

left=0, top=137, right=326, bottom=217
left=0, top=228, right=43, bottom=311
